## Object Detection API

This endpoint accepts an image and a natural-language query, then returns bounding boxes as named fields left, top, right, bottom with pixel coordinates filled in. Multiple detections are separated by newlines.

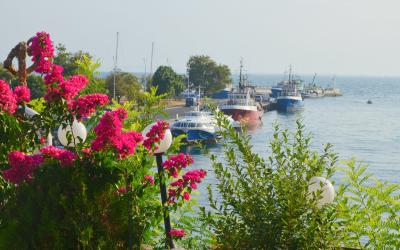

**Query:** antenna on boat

left=113, top=32, right=119, bottom=101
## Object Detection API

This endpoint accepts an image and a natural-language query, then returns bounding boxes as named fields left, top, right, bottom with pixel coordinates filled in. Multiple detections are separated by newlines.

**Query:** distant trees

left=187, top=55, right=231, bottom=95
left=152, top=66, right=185, bottom=97
left=105, top=72, right=143, bottom=101
left=53, top=44, right=91, bottom=77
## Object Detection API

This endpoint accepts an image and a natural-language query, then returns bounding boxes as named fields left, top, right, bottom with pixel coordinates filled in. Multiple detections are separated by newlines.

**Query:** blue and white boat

left=170, top=108, right=240, bottom=142
left=276, top=67, right=304, bottom=112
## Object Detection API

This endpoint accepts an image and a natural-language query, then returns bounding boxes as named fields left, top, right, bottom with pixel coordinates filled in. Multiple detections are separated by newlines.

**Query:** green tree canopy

left=53, top=44, right=92, bottom=77
left=152, top=66, right=185, bottom=97
left=187, top=55, right=231, bottom=95
left=105, top=72, right=143, bottom=101
left=75, top=55, right=108, bottom=95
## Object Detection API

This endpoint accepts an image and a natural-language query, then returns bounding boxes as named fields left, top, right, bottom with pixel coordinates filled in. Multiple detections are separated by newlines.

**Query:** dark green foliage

left=105, top=72, right=143, bottom=101
left=204, top=114, right=341, bottom=249
left=53, top=44, right=92, bottom=77
left=187, top=55, right=231, bottom=95
left=152, top=66, right=185, bottom=97
left=0, top=111, right=41, bottom=165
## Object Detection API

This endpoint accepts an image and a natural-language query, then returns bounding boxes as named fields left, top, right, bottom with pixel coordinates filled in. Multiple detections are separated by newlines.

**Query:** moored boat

left=170, top=108, right=240, bottom=142
left=324, top=76, right=342, bottom=97
left=276, top=66, right=304, bottom=112
left=220, top=59, right=263, bottom=124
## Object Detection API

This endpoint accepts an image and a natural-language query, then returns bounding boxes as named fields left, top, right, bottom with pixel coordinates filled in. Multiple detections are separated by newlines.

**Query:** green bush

left=203, top=113, right=400, bottom=249
left=204, top=116, right=341, bottom=249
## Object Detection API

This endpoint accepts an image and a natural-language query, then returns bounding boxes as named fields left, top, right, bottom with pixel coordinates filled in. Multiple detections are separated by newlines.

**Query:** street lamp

left=57, top=120, right=87, bottom=147
left=142, top=122, right=173, bottom=248
left=308, top=176, right=335, bottom=208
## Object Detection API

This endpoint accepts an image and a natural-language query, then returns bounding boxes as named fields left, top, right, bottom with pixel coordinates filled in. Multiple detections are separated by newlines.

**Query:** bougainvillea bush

left=0, top=32, right=206, bottom=249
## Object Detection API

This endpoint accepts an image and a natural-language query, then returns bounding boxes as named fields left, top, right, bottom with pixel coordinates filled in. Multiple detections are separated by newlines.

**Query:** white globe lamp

left=308, top=176, right=335, bottom=208
left=57, top=120, right=87, bottom=147
left=142, top=122, right=172, bottom=154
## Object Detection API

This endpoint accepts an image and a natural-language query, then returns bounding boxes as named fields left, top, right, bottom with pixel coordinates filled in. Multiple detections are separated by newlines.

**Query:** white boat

left=170, top=108, right=240, bottom=142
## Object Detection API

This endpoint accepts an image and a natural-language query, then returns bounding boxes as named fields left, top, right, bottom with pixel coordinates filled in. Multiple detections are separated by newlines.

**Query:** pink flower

left=13, top=86, right=30, bottom=104
left=58, top=75, right=88, bottom=100
left=91, top=109, right=143, bottom=158
left=0, top=80, right=17, bottom=114
left=81, top=148, right=91, bottom=154
left=183, top=192, right=190, bottom=201
left=169, top=229, right=185, bottom=238
left=68, top=94, right=109, bottom=118
left=44, top=64, right=64, bottom=85
left=40, top=146, right=76, bottom=167
left=144, top=175, right=154, bottom=185
left=171, top=179, right=184, bottom=187
left=182, top=169, right=207, bottom=187
left=2, top=151, right=44, bottom=184
left=162, top=153, right=194, bottom=177
left=29, top=32, right=54, bottom=74
left=117, top=186, right=126, bottom=193
left=143, top=120, right=169, bottom=151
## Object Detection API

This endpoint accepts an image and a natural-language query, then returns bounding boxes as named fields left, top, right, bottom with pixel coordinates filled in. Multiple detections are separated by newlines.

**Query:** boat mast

left=113, top=32, right=119, bottom=100
left=311, top=73, right=317, bottom=85
left=239, top=58, right=243, bottom=91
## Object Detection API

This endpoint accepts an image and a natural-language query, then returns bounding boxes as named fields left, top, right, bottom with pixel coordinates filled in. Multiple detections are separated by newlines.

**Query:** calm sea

left=180, top=75, right=400, bottom=205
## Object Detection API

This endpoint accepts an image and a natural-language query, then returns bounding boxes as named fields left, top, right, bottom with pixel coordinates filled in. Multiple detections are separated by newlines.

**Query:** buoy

left=367, top=100, right=372, bottom=104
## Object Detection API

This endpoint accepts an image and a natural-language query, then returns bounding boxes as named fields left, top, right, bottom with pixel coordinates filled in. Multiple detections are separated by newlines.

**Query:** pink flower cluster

left=13, top=86, right=30, bottom=104
left=162, top=153, right=194, bottom=178
left=58, top=75, right=88, bottom=100
left=91, top=109, right=143, bottom=158
left=68, top=93, right=109, bottom=119
left=44, top=74, right=89, bottom=102
left=0, top=80, right=17, bottom=114
left=40, top=146, right=76, bottom=167
left=28, top=32, right=91, bottom=103
left=144, top=175, right=155, bottom=185
left=2, top=151, right=44, bottom=184
left=28, top=31, right=54, bottom=74
left=169, top=229, right=185, bottom=238
left=0, top=80, right=33, bottom=114
left=143, top=120, right=169, bottom=151
left=168, top=169, right=206, bottom=203
left=44, top=64, right=64, bottom=85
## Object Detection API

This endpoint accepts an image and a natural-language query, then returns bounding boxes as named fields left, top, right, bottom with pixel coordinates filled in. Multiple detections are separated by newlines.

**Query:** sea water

left=182, top=75, right=400, bottom=205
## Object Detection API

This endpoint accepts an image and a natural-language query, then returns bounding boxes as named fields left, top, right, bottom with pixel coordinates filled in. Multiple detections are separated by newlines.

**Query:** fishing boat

left=324, top=76, right=342, bottom=97
left=276, top=66, right=304, bottom=112
left=170, top=108, right=240, bottom=142
left=302, top=73, right=325, bottom=98
left=220, top=60, right=263, bottom=124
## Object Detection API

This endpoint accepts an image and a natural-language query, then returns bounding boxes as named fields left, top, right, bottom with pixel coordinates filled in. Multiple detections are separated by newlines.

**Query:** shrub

left=204, top=114, right=342, bottom=249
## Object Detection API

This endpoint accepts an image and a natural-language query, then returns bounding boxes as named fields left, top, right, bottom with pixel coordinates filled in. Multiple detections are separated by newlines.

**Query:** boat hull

left=171, top=129, right=219, bottom=142
left=276, top=96, right=303, bottom=112
left=220, top=108, right=263, bottom=124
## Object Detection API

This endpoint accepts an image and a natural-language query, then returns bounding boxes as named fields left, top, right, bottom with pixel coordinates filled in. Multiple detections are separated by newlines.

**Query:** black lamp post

left=143, top=122, right=174, bottom=249
left=156, top=153, right=174, bottom=249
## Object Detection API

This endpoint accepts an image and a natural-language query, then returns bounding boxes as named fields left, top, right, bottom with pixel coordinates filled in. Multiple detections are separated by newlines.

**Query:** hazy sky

left=2, top=0, right=400, bottom=76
